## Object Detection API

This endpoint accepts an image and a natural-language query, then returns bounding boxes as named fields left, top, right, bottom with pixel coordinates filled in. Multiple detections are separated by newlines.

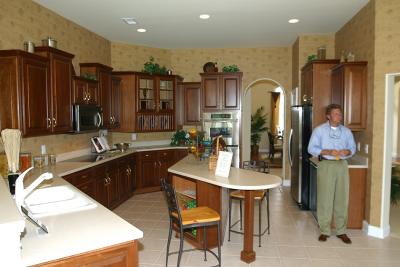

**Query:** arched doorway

left=242, top=78, right=288, bottom=181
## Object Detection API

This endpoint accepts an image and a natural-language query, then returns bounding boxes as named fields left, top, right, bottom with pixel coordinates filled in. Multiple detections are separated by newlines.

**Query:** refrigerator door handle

left=288, top=128, right=293, bottom=167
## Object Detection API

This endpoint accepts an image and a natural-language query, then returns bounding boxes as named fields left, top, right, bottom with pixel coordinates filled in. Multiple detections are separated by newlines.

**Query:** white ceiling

left=33, top=0, right=369, bottom=49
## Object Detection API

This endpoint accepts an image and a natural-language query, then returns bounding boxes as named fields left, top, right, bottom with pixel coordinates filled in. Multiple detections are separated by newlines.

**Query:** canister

left=317, top=46, right=326, bottom=60
left=23, top=41, right=35, bottom=53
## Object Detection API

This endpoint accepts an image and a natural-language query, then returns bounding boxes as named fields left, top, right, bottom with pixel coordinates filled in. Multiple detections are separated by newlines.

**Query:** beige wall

left=0, top=0, right=111, bottom=155
left=111, top=42, right=171, bottom=72
left=335, top=0, right=400, bottom=227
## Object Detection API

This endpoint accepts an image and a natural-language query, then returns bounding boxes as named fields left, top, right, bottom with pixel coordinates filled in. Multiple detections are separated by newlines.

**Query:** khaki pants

left=317, top=160, right=349, bottom=236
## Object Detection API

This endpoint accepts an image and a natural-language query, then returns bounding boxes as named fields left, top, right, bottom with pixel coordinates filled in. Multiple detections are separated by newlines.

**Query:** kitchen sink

left=24, top=185, right=97, bottom=218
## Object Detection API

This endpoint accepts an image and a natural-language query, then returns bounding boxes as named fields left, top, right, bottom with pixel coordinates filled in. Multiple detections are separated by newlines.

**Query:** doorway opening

left=383, top=72, right=400, bottom=238
left=242, top=78, right=287, bottom=180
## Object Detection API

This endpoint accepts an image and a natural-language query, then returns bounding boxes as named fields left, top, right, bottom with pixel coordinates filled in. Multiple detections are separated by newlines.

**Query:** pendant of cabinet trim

left=331, top=62, right=368, bottom=131
left=201, top=72, right=242, bottom=111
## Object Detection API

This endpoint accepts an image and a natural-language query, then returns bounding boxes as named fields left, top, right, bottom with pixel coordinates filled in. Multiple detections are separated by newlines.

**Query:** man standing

left=308, top=104, right=356, bottom=244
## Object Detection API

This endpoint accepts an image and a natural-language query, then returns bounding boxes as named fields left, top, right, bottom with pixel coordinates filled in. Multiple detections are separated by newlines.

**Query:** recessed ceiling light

left=288, top=18, right=299, bottom=24
left=121, top=17, right=137, bottom=25
left=137, top=28, right=147, bottom=33
left=199, top=14, right=210, bottom=20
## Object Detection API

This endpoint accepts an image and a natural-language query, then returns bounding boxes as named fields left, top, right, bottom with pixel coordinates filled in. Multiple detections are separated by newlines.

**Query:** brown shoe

left=318, top=234, right=329, bottom=242
left=337, top=234, right=352, bottom=244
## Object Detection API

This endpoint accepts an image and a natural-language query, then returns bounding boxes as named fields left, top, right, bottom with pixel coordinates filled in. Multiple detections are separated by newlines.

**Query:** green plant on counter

left=307, top=54, right=317, bottom=62
left=222, top=64, right=240, bottom=72
left=143, top=56, right=168, bottom=75
left=170, top=129, right=192, bottom=146
left=392, top=166, right=400, bottom=205
left=81, top=73, right=97, bottom=81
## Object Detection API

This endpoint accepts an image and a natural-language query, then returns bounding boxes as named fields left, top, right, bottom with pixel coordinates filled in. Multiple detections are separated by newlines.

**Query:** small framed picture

left=91, top=137, right=107, bottom=153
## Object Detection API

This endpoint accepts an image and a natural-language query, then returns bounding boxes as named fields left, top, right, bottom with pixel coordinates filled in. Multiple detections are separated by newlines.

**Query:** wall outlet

left=131, top=133, right=137, bottom=141
left=357, top=142, right=361, bottom=152
left=364, top=144, right=369, bottom=154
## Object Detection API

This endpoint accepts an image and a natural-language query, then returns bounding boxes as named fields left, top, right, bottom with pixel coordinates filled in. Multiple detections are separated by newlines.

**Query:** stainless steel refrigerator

left=289, top=104, right=313, bottom=209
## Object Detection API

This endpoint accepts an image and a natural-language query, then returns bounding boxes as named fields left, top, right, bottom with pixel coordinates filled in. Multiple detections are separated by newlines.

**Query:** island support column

left=240, top=190, right=256, bottom=263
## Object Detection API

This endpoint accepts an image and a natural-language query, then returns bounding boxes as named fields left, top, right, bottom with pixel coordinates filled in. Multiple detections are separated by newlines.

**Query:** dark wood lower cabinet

left=35, top=240, right=138, bottom=267
left=62, top=154, right=135, bottom=210
left=135, top=149, right=188, bottom=194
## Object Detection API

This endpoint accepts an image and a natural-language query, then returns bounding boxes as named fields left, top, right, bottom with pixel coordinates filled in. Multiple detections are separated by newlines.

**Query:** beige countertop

left=309, top=154, right=368, bottom=168
left=168, top=155, right=282, bottom=190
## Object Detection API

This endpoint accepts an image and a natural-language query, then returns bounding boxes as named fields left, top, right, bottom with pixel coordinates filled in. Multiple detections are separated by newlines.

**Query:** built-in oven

left=203, top=112, right=240, bottom=167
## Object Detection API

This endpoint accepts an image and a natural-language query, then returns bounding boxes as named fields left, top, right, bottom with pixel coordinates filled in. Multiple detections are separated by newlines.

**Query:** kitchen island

left=168, top=155, right=282, bottom=263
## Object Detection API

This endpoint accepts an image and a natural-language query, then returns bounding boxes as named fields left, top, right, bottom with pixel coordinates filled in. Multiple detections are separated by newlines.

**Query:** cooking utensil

left=1, top=129, right=22, bottom=173
left=114, top=142, right=130, bottom=152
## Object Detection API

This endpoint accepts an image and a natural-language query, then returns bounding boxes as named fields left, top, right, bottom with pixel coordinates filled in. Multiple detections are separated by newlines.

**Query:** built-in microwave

left=73, top=105, right=103, bottom=132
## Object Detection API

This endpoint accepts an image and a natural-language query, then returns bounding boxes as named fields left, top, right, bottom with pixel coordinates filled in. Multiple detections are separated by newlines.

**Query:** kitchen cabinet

left=135, top=149, right=177, bottom=193
left=72, top=76, right=99, bottom=105
left=63, top=154, right=135, bottom=210
left=183, top=82, right=202, bottom=125
left=112, top=72, right=137, bottom=132
left=35, top=46, right=74, bottom=134
left=201, top=72, right=242, bottom=111
left=300, top=60, right=339, bottom=128
left=136, top=74, right=183, bottom=132
left=118, top=154, right=136, bottom=201
left=36, top=240, right=138, bottom=267
left=175, top=148, right=189, bottom=163
left=0, top=50, right=50, bottom=136
left=331, top=62, right=367, bottom=131
left=80, top=63, right=115, bottom=129
left=111, top=76, right=122, bottom=129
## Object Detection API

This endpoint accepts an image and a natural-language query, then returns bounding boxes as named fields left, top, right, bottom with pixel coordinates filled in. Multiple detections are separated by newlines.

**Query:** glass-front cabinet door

left=138, top=76, right=155, bottom=112
left=158, top=77, right=174, bottom=111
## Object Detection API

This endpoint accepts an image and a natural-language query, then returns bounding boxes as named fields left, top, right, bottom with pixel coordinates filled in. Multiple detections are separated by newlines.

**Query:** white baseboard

left=282, top=179, right=290, bottom=187
left=362, top=220, right=390, bottom=239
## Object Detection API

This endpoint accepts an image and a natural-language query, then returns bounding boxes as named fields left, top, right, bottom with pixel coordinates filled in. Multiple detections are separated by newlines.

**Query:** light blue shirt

left=308, top=122, right=356, bottom=160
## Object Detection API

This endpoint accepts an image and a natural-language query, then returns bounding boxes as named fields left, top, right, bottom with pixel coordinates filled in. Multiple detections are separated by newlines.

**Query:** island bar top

left=168, top=155, right=282, bottom=190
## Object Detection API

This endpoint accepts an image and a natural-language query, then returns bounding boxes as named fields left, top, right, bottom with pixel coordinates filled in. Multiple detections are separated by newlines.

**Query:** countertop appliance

left=289, top=104, right=313, bottom=209
left=203, top=111, right=240, bottom=168
left=73, top=105, right=103, bottom=132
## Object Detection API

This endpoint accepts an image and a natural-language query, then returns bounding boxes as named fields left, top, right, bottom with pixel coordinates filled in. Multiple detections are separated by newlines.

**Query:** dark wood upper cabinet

left=80, top=63, right=114, bottom=129
left=72, top=76, right=99, bottom=105
left=110, top=76, right=122, bottom=130
left=112, top=72, right=137, bottom=132
left=35, top=46, right=74, bottom=134
left=183, top=82, right=201, bottom=125
left=201, top=72, right=242, bottom=111
left=0, top=50, right=51, bottom=136
left=300, top=60, right=340, bottom=128
left=331, top=62, right=368, bottom=131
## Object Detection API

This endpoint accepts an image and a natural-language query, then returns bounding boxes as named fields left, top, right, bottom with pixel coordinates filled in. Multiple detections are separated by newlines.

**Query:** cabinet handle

left=104, top=177, right=108, bottom=186
left=46, top=118, right=51, bottom=128
left=126, top=167, right=131, bottom=175
left=52, top=118, right=57, bottom=127
left=145, top=154, right=150, bottom=157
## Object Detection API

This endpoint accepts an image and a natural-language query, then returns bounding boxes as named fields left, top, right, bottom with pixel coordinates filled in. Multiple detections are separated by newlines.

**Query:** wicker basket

left=208, top=136, right=222, bottom=171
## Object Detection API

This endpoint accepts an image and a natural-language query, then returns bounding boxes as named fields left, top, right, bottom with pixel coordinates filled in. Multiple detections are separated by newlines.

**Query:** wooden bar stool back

left=228, top=160, right=271, bottom=247
left=161, top=179, right=221, bottom=267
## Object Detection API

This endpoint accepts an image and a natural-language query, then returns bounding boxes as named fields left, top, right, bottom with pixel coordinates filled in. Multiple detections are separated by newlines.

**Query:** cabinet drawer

left=76, top=179, right=96, bottom=200
left=158, top=150, right=174, bottom=160
left=139, top=151, right=157, bottom=160
left=63, top=168, right=93, bottom=186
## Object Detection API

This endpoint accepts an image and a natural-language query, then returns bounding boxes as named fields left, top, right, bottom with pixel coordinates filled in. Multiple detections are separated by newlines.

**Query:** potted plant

left=251, top=106, right=268, bottom=160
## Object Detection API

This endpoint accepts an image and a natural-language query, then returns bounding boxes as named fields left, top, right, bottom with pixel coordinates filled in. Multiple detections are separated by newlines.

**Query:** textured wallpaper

left=335, top=0, right=377, bottom=225
left=111, top=42, right=171, bottom=72
left=0, top=0, right=111, bottom=155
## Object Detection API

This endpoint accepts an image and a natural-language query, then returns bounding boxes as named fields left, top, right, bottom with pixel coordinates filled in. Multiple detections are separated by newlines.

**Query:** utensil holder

left=8, top=172, right=20, bottom=195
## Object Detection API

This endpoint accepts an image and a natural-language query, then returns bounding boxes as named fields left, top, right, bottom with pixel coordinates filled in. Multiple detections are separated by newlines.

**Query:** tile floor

left=114, top=187, right=400, bottom=267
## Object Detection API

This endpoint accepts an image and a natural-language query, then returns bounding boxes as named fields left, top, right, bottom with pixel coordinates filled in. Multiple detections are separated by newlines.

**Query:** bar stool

left=228, top=160, right=270, bottom=247
left=161, top=179, right=221, bottom=267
